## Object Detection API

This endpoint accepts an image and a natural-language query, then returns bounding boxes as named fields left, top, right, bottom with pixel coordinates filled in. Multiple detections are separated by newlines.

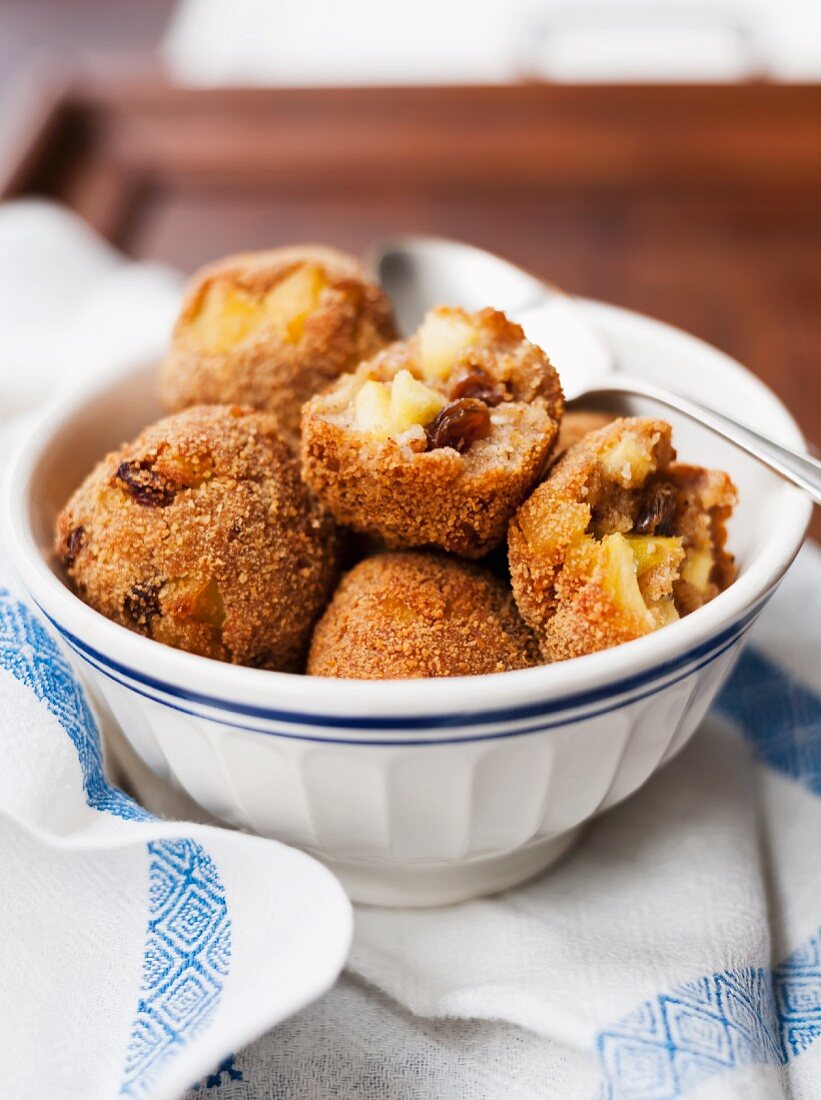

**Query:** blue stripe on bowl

left=52, top=610, right=761, bottom=745
left=46, top=600, right=764, bottom=731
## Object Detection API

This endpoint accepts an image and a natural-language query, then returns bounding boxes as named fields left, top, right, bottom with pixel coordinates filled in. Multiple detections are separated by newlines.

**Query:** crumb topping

left=55, top=405, right=338, bottom=669
left=308, top=552, right=540, bottom=679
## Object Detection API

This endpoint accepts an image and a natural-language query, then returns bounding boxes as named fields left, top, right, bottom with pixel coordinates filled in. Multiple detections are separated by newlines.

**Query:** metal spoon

left=370, top=235, right=821, bottom=505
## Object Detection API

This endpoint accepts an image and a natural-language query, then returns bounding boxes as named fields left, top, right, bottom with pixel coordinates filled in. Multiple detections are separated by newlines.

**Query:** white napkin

left=1, top=199, right=819, bottom=1100
left=0, top=202, right=353, bottom=1100
left=0, top=554, right=353, bottom=1100
left=0, top=200, right=182, bottom=419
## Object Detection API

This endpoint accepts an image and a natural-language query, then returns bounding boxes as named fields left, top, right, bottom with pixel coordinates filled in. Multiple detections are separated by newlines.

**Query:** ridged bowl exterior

left=81, top=631, right=746, bottom=906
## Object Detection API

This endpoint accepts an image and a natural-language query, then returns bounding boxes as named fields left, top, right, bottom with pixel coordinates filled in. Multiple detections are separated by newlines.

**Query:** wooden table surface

left=2, top=72, right=819, bottom=536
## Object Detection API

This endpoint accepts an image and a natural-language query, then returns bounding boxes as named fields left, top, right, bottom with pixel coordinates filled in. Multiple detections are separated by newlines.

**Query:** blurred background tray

left=3, top=73, right=819, bottom=533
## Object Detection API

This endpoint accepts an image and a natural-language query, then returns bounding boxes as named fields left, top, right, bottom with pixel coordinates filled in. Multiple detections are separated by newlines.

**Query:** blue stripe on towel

left=597, top=648, right=821, bottom=1099
left=0, top=586, right=149, bottom=820
left=715, top=649, right=821, bottom=796
left=121, top=840, right=232, bottom=1097
left=0, top=588, right=231, bottom=1098
left=596, top=931, right=821, bottom=1100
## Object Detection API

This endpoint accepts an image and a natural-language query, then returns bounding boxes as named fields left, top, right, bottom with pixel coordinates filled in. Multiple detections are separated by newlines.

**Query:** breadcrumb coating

left=302, top=306, right=563, bottom=558
left=508, top=417, right=737, bottom=661
left=160, top=246, right=396, bottom=449
left=55, top=405, right=338, bottom=670
left=308, top=552, right=540, bottom=679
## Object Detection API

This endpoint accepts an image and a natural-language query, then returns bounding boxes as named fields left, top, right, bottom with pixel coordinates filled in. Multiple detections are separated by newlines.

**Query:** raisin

left=450, top=367, right=506, bottom=407
left=425, top=399, right=492, bottom=453
left=123, top=582, right=162, bottom=627
left=63, top=525, right=85, bottom=567
left=115, top=461, right=177, bottom=507
left=635, top=482, right=677, bottom=536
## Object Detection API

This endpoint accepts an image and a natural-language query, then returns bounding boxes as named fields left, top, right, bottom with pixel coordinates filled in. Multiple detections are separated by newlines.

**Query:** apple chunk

left=353, top=370, right=445, bottom=440
left=417, top=310, right=478, bottom=382
left=186, top=264, right=327, bottom=352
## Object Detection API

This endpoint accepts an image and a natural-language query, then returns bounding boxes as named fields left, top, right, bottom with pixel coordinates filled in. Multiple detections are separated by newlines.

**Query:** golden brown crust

left=301, top=307, right=563, bottom=558
left=307, top=552, right=540, bottom=679
left=55, top=405, right=338, bottom=670
left=508, top=417, right=737, bottom=661
left=160, top=246, right=396, bottom=450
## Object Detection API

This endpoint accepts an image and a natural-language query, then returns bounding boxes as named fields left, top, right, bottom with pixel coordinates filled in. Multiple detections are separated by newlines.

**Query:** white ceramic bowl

left=3, top=301, right=811, bottom=906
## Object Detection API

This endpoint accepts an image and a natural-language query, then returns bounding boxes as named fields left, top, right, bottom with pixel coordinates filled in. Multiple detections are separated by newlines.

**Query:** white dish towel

left=0, top=200, right=819, bottom=1100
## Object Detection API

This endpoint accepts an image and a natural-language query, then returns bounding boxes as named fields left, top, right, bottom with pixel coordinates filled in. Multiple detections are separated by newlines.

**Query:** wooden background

left=2, top=64, right=819, bottom=536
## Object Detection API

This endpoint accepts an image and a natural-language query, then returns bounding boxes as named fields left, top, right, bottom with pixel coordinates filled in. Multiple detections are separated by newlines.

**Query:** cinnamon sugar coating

left=161, top=246, right=396, bottom=449
left=55, top=405, right=338, bottom=670
left=508, top=417, right=737, bottom=661
left=301, top=307, right=563, bottom=558
left=307, top=552, right=540, bottom=679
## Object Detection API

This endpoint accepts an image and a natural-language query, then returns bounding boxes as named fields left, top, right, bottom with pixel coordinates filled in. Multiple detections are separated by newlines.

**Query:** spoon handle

left=579, top=377, right=821, bottom=506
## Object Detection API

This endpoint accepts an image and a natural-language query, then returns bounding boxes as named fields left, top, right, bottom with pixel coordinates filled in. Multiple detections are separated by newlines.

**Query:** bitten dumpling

left=508, top=417, right=737, bottom=661
left=301, top=306, right=563, bottom=557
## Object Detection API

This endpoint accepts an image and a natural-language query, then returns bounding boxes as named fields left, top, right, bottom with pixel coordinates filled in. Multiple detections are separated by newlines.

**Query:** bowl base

left=313, top=829, right=584, bottom=907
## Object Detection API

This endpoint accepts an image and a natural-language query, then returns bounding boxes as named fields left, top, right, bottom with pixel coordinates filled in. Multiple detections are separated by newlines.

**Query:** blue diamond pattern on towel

left=597, top=935, right=821, bottom=1099
left=596, top=649, right=821, bottom=1100
left=597, top=962, right=788, bottom=1099
left=0, top=589, right=231, bottom=1098
left=774, top=935, right=821, bottom=1059
left=121, top=840, right=229, bottom=1097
